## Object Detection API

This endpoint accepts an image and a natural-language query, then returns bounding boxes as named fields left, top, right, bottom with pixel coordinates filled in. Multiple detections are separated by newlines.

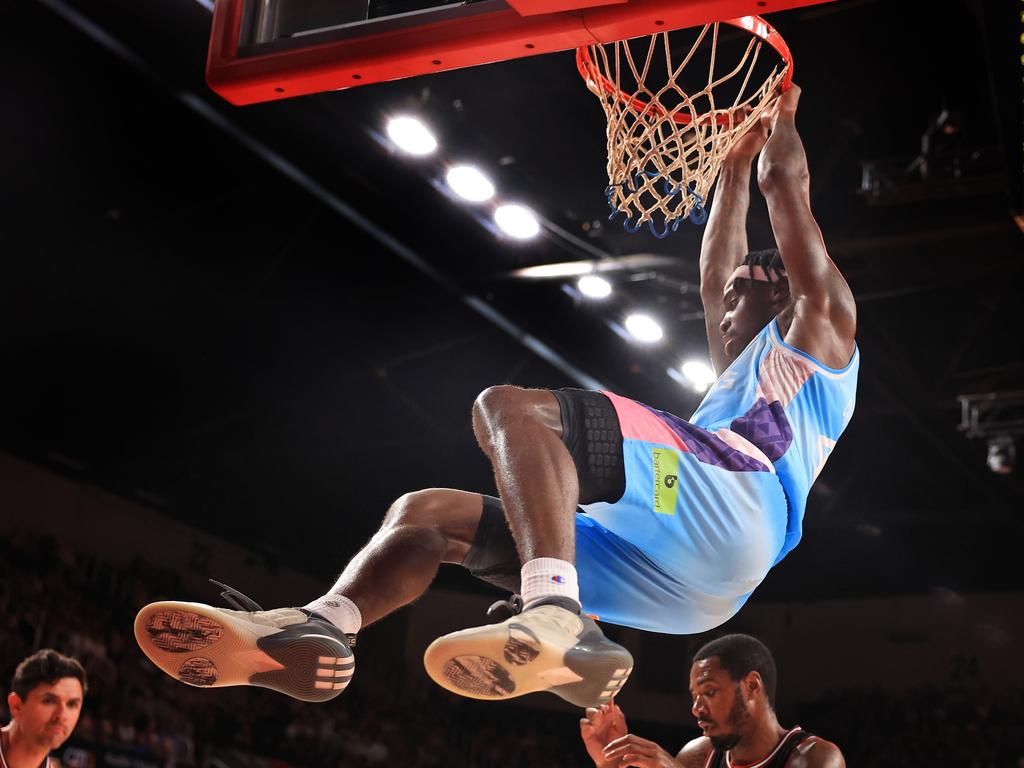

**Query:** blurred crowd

left=2, top=531, right=1021, bottom=767
left=0, top=532, right=596, bottom=768
left=799, top=686, right=1024, bottom=767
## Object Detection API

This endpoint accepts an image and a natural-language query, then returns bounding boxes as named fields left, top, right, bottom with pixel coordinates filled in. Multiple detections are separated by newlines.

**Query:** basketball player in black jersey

left=581, top=635, right=844, bottom=768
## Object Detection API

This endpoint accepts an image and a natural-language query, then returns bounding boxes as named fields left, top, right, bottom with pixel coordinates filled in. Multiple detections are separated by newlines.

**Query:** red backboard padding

left=207, top=0, right=831, bottom=105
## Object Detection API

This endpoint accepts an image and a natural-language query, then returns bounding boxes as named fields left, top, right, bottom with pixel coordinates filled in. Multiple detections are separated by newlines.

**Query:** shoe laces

left=209, top=579, right=264, bottom=612
left=486, top=594, right=524, bottom=623
left=208, top=579, right=357, bottom=648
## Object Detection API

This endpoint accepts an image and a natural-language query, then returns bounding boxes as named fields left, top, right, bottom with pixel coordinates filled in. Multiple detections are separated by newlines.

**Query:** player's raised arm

left=580, top=701, right=630, bottom=768
left=756, top=84, right=856, bottom=368
left=699, top=117, right=769, bottom=376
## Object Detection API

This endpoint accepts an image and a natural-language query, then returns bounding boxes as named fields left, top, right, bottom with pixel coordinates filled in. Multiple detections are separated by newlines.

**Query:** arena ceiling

left=4, top=0, right=1022, bottom=603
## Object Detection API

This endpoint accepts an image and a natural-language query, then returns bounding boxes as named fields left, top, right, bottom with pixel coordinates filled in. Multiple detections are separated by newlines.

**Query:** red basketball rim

left=576, top=15, right=794, bottom=127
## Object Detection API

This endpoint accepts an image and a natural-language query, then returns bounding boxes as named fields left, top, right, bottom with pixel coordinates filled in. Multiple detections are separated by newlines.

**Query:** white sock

left=304, top=594, right=362, bottom=636
left=520, top=558, right=580, bottom=609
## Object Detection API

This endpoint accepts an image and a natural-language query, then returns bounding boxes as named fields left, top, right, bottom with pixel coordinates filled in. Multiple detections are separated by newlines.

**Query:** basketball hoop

left=577, top=16, right=793, bottom=238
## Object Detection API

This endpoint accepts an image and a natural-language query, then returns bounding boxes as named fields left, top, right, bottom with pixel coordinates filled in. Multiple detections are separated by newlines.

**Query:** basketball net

left=577, top=17, right=792, bottom=238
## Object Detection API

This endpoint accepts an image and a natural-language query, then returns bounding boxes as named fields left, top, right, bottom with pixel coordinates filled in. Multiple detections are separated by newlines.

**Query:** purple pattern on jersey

left=729, top=397, right=793, bottom=462
left=639, top=404, right=770, bottom=473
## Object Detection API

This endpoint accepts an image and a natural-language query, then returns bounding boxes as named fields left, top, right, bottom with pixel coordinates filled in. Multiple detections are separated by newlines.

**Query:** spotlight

left=681, top=360, right=716, bottom=392
left=986, top=435, right=1015, bottom=475
left=446, top=165, right=495, bottom=202
left=577, top=275, right=612, bottom=299
left=386, top=116, right=437, bottom=155
left=624, top=313, right=663, bottom=343
left=494, top=204, right=541, bottom=240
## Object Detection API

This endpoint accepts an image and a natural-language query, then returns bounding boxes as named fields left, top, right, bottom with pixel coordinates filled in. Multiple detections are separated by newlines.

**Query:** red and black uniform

left=0, top=732, right=52, bottom=768
left=705, top=727, right=811, bottom=768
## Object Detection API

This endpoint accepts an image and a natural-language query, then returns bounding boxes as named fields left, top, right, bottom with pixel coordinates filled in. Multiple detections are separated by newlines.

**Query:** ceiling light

left=577, top=275, right=612, bottom=299
left=515, top=262, right=594, bottom=279
left=495, top=204, right=541, bottom=240
left=681, top=360, right=716, bottom=392
left=624, top=313, right=663, bottom=343
left=510, top=254, right=676, bottom=281
left=446, top=165, right=495, bottom=202
left=386, top=116, right=437, bottom=156
left=986, top=435, right=1015, bottom=474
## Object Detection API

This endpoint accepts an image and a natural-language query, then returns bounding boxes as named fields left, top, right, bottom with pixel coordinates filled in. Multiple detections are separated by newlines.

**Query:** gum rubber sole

left=134, top=601, right=353, bottom=703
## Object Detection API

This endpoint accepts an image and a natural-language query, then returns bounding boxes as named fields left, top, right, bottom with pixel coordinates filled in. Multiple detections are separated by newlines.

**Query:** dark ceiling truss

left=35, top=0, right=607, bottom=393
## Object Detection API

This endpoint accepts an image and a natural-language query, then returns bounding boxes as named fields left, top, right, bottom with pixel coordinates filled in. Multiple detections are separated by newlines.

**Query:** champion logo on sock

left=550, top=575, right=566, bottom=584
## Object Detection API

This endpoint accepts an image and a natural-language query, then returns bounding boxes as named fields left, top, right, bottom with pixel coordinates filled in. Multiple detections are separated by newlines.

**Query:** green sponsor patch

left=652, top=447, right=680, bottom=515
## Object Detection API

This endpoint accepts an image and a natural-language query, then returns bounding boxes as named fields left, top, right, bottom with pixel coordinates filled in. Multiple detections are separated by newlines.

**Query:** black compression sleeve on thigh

left=461, top=495, right=522, bottom=593
left=551, top=388, right=626, bottom=505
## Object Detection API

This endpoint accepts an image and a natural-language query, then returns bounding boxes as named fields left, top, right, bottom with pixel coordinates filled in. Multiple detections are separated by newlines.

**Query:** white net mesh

left=579, top=21, right=790, bottom=238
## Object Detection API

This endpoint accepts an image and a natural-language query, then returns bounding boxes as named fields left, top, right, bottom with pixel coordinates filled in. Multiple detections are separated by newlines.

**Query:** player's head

left=689, top=634, right=778, bottom=750
left=719, top=249, right=789, bottom=361
left=7, top=649, right=87, bottom=751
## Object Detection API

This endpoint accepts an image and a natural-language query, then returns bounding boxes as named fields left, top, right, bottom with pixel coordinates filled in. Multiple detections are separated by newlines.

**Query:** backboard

left=207, top=0, right=833, bottom=105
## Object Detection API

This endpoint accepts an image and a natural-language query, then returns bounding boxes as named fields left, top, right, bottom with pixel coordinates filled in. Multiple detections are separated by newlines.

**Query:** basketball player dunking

left=135, top=85, right=858, bottom=710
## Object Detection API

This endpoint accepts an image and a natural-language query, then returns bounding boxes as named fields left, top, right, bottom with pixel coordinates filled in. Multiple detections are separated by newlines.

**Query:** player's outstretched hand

left=725, top=108, right=769, bottom=163
left=601, top=733, right=680, bottom=767
left=756, top=82, right=808, bottom=194
left=761, top=83, right=802, bottom=133
left=580, top=701, right=629, bottom=767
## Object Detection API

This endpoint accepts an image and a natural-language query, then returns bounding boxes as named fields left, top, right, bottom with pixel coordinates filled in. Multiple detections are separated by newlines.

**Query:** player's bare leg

left=471, top=386, right=578, bottom=562
left=423, top=386, right=633, bottom=709
left=135, top=489, right=485, bottom=702
left=323, top=489, right=484, bottom=625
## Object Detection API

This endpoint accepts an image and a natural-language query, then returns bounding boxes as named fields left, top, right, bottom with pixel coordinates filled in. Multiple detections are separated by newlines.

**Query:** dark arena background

left=3, top=0, right=1024, bottom=766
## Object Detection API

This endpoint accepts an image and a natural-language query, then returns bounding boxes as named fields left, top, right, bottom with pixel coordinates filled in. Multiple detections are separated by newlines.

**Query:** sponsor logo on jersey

left=652, top=447, right=680, bottom=514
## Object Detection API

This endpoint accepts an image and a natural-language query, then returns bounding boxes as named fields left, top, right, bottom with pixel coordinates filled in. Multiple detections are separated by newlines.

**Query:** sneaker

left=133, top=582, right=354, bottom=703
left=423, top=598, right=632, bottom=708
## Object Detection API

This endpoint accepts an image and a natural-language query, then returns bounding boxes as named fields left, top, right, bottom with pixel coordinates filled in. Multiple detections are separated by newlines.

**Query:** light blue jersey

left=689, top=318, right=860, bottom=561
left=572, top=319, right=859, bottom=633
